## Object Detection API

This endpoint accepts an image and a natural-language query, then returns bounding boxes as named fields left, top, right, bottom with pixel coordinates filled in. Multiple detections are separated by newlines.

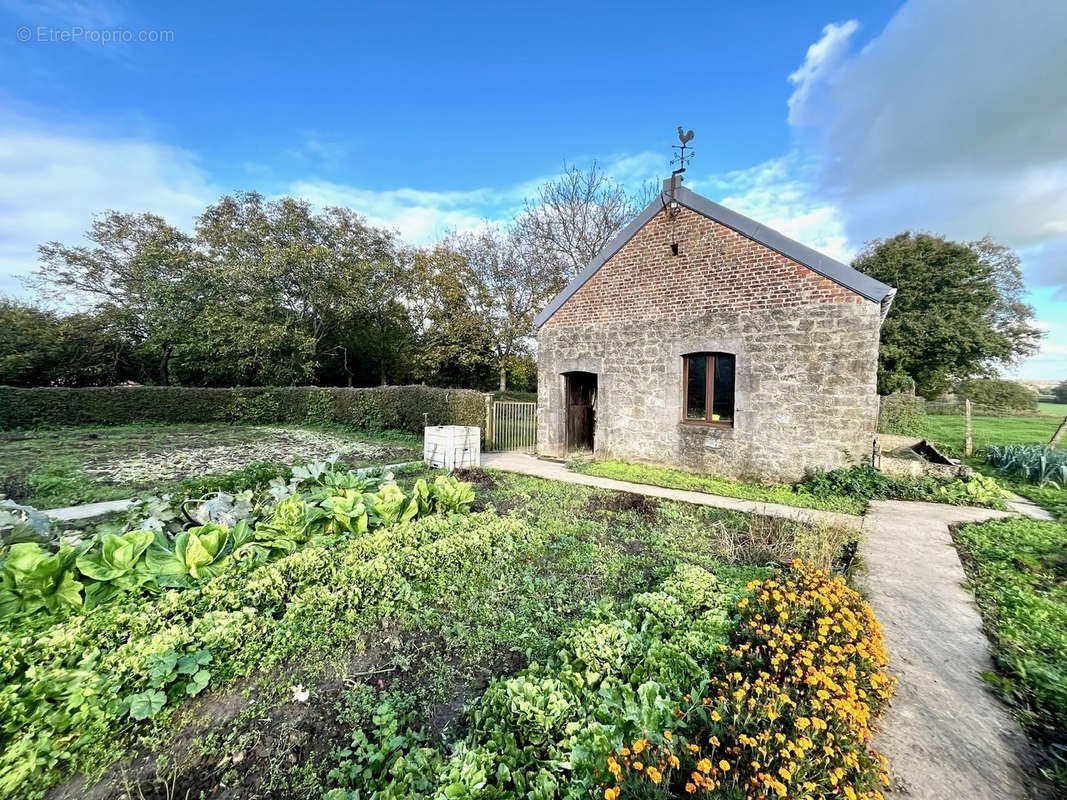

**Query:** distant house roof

left=533, top=182, right=895, bottom=329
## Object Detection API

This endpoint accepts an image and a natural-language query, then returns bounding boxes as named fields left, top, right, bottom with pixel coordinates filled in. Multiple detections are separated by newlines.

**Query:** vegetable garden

left=0, top=453, right=894, bottom=800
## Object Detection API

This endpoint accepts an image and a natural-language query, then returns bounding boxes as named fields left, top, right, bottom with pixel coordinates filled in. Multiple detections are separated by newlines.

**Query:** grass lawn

left=953, top=517, right=1067, bottom=789
left=922, top=412, right=1067, bottom=520
left=1039, top=401, right=1067, bottom=417
left=569, top=458, right=868, bottom=515
left=0, top=424, right=420, bottom=509
left=0, top=464, right=878, bottom=800
left=568, top=457, right=1008, bottom=515
left=921, top=413, right=1062, bottom=455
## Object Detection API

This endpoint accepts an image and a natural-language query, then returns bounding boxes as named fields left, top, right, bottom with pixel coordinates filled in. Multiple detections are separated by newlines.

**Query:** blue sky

left=1, top=0, right=1065, bottom=379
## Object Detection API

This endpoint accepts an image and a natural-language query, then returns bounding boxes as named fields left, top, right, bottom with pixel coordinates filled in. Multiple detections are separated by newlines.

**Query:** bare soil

left=45, top=622, right=521, bottom=800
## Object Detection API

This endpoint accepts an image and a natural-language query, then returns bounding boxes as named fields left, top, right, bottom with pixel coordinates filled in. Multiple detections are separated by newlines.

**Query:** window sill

left=679, top=419, right=734, bottom=429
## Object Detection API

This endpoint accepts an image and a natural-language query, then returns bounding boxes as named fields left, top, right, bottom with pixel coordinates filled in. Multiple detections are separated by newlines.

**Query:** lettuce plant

left=0, top=543, right=84, bottom=618
left=429, top=475, right=475, bottom=514
left=306, top=490, right=372, bottom=537
left=76, top=530, right=155, bottom=608
left=145, top=524, right=233, bottom=587
left=372, top=483, right=419, bottom=527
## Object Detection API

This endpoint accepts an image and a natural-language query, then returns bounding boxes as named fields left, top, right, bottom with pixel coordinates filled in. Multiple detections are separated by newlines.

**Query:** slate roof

left=533, top=183, right=895, bottom=329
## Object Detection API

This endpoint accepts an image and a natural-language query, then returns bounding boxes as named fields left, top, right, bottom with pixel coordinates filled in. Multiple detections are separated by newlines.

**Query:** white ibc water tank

left=423, top=425, right=481, bottom=470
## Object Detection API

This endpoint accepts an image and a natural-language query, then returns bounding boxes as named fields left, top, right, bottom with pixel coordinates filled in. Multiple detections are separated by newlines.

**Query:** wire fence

left=924, top=400, right=1050, bottom=417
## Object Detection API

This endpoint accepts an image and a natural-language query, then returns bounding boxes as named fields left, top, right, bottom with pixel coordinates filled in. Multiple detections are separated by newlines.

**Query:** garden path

left=43, top=498, right=134, bottom=520
left=858, top=500, right=1051, bottom=799
left=481, top=452, right=864, bottom=530
left=482, top=452, right=1052, bottom=799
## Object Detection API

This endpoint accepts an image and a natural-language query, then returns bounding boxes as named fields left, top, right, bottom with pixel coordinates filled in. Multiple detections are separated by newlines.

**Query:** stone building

left=533, top=176, right=895, bottom=482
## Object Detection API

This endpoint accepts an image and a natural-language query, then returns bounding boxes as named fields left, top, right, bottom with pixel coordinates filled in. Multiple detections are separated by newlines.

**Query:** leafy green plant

left=0, top=543, right=84, bottom=618
left=936, top=472, right=1005, bottom=506
left=798, top=464, right=1006, bottom=509
left=987, top=444, right=1067, bottom=488
left=75, top=530, right=155, bottom=608
left=372, top=482, right=419, bottom=527
left=145, top=524, right=233, bottom=587
left=570, top=459, right=867, bottom=515
left=429, top=474, right=475, bottom=514
left=324, top=697, right=442, bottom=799
left=126, top=648, right=213, bottom=720
left=954, top=518, right=1067, bottom=789
left=0, top=510, right=520, bottom=799
left=306, top=490, right=373, bottom=537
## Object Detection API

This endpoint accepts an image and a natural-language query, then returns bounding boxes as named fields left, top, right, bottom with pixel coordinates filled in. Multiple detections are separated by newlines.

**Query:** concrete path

left=43, top=498, right=134, bottom=521
left=482, top=452, right=863, bottom=530
left=1005, top=492, right=1057, bottom=521
left=481, top=452, right=1053, bottom=799
left=858, top=501, right=1050, bottom=799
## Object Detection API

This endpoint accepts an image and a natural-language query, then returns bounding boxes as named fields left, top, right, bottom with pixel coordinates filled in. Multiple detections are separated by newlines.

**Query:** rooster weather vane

left=672, top=126, right=695, bottom=174
left=664, top=127, right=695, bottom=256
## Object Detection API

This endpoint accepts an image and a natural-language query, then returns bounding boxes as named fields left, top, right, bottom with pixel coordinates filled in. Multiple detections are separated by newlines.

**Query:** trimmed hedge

left=878, top=392, right=927, bottom=436
left=0, top=385, right=486, bottom=433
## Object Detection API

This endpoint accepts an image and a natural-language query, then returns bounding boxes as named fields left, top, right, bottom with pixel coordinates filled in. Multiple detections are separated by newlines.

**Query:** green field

left=921, top=414, right=1062, bottom=455
left=920, top=411, right=1067, bottom=520
left=1039, top=401, right=1067, bottom=417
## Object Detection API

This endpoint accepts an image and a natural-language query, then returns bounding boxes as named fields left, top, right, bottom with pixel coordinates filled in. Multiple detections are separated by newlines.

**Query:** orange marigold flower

left=647, top=767, right=662, bottom=785
left=719, top=760, right=731, bottom=771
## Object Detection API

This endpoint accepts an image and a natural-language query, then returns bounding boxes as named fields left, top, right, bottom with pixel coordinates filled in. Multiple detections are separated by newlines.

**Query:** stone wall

left=535, top=204, right=883, bottom=483
left=537, top=304, right=881, bottom=482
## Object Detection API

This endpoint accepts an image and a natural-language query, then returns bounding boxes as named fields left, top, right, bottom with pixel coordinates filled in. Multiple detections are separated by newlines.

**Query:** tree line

left=2, top=164, right=648, bottom=391
left=0, top=164, right=1044, bottom=397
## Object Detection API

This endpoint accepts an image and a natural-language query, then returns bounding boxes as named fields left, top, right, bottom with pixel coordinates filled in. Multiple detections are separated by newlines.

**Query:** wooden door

left=565, top=372, right=597, bottom=452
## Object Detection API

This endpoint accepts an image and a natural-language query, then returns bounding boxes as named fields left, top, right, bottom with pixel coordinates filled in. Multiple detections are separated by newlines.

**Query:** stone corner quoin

left=535, top=202, right=884, bottom=483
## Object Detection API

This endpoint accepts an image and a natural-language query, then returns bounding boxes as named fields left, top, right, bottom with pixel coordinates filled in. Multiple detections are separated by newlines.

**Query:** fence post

left=1050, top=416, right=1067, bottom=449
left=964, top=399, right=973, bottom=457
left=483, top=393, right=493, bottom=451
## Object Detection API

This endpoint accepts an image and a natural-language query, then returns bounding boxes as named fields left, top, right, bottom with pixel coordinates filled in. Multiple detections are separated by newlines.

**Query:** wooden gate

left=488, top=401, right=537, bottom=451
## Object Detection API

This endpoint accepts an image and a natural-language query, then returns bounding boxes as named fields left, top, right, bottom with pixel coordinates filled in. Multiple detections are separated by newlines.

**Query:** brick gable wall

left=543, top=204, right=866, bottom=328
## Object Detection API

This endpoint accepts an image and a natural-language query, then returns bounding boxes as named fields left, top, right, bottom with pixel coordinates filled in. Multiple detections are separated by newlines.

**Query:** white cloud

left=797, top=0, right=1067, bottom=296
left=1, top=0, right=124, bottom=28
left=0, top=111, right=661, bottom=300
left=285, top=180, right=505, bottom=244
left=694, top=154, right=852, bottom=263
left=787, top=20, right=859, bottom=127
left=737, top=0, right=1067, bottom=379
left=0, top=114, right=218, bottom=298
left=286, top=151, right=663, bottom=245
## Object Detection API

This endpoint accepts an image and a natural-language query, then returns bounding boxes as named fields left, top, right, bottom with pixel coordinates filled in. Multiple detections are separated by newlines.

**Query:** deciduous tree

left=34, top=212, right=205, bottom=385
left=512, top=161, right=652, bottom=292
left=853, top=233, right=1042, bottom=398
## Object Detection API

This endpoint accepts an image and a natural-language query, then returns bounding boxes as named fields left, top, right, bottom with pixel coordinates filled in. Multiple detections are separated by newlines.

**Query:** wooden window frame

left=681, top=353, right=733, bottom=428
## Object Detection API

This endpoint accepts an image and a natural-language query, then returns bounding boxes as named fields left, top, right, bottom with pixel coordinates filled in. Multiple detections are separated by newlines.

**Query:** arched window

left=682, top=352, right=735, bottom=426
